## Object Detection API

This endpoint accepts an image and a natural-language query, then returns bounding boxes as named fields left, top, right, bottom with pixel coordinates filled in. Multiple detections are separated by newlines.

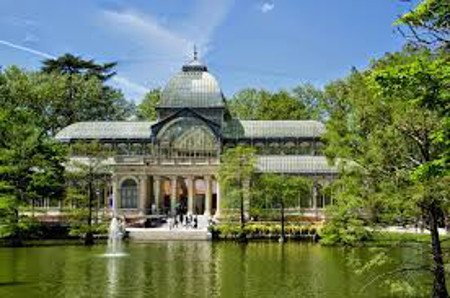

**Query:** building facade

left=56, top=55, right=337, bottom=218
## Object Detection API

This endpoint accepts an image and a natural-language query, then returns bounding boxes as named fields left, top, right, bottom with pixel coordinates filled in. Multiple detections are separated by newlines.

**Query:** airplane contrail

left=0, top=39, right=56, bottom=59
left=0, top=39, right=148, bottom=99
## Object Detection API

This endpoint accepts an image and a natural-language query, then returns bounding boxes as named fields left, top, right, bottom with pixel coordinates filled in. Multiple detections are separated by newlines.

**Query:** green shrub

left=212, top=222, right=319, bottom=239
left=320, top=217, right=372, bottom=246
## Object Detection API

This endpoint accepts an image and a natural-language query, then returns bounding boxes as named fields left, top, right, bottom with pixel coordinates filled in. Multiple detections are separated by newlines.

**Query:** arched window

left=117, top=143, right=128, bottom=155
left=121, top=179, right=138, bottom=208
left=157, top=117, right=218, bottom=157
left=132, top=143, right=142, bottom=155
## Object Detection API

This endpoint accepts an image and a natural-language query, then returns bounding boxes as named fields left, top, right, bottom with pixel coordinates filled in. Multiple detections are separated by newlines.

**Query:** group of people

left=167, top=214, right=198, bottom=230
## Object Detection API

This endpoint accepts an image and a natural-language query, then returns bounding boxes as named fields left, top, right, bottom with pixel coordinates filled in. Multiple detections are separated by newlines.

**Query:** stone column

left=139, top=175, right=148, bottom=215
left=153, top=176, right=161, bottom=214
left=215, top=179, right=221, bottom=218
left=170, top=176, right=177, bottom=216
left=187, top=176, right=194, bottom=216
left=112, top=175, right=120, bottom=216
left=204, top=175, right=212, bottom=216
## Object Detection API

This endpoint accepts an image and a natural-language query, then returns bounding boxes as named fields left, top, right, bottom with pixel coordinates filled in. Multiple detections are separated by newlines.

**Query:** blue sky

left=0, top=0, right=419, bottom=103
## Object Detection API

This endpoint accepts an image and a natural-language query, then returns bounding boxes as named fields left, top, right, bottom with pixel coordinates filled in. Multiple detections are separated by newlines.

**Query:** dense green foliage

left=0, top=54, right=134, bottom=136
left=227, top=84, right=323, bottom=120
left=322, top=47, right=449, bottom=233
left=41, top=53, right=118, bottom=81
left=251, top=174, right=311, bottom=219
left=136, top=88, right=161, bottom=120
left=0, top=54, right=133, bottom=245
left=0, top=104, right=65, bottom=245
left=321, top=42, right=450, bottom=298
left=218, top=146, right=256, bottom=239
left=396, top=0, right=449, bottom=49
left=320, top=1, right=450, bottom=295
left=66, top=142, right=112, bottom=245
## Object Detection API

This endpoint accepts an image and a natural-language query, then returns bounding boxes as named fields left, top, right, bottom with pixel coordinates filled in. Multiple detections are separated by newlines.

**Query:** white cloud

left=0, top=39, right=147, bottom=102
left=111, top=75, right=148, bottom=102
left=260, top=2, right=275, bottom=13
left=99, top=0, right=235, bottom=102
left=102, top=9, right=190, bottom=58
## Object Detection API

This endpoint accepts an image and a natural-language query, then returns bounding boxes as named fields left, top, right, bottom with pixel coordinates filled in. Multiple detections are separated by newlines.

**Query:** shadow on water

left=0, top=281, right=29, bottom=287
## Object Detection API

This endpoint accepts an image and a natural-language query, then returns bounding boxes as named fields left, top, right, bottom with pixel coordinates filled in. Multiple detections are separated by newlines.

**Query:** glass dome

left=160, top=59, right=224, bottom=108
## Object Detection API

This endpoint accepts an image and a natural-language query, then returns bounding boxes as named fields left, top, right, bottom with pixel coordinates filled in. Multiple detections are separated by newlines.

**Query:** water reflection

left=107, top=256, right=119, bottom=297
left=0, top=242, right=430, bottom=298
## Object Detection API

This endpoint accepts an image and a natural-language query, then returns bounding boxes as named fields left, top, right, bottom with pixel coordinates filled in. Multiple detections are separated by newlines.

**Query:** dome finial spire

left=182, top=44, right=207, bottom=72
left=193, top=44, right=198, bottom=60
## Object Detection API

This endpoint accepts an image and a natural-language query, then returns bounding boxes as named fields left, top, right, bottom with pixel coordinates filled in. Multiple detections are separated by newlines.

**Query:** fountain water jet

left=103, top=198, right=127, bottom=257
left=102, top=218, right=126, bottom=257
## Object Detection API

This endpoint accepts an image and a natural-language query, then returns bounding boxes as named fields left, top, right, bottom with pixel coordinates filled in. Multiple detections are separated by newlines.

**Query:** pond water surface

left=0, top=241, right=428, bottom=297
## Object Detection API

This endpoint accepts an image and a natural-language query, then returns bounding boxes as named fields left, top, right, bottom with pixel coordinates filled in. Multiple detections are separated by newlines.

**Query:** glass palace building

left=56, top=55, right=337, bottom=218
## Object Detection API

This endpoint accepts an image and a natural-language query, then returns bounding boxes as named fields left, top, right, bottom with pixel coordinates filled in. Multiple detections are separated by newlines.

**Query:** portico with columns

left=111, top=160, right=222, bottom=218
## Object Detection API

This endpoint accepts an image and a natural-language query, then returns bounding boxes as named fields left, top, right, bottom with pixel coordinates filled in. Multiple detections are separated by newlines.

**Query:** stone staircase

left=126, top=215, right=212, bottom=241
left=127, top=228, right=210, bottom=241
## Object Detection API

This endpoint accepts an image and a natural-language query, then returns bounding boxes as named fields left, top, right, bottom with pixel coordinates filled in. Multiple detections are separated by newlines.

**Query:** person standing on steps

left=193, top=216, right=198, bottom=229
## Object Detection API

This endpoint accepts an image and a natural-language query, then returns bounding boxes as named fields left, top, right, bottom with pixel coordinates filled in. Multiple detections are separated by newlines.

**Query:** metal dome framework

left=159, top=58, right=225, bottom=109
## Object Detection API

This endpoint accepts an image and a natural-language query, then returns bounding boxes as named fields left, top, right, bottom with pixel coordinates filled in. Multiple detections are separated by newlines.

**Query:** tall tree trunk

left=239, top=186, right=247, bottom=243
left=428, top=204, right=448, bottom=298
left=85, top=181, right=94, bottom=246
left=9, top=208, right=23, bottom=247
left=280, top=199, right=286, bottom=243
left=31, top=199, right=35, bottom=218
left=238, top=176, right=247, bottom=243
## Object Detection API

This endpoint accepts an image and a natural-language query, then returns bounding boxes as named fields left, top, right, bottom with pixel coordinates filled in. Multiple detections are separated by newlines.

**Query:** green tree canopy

left=322, top=46, right=450, bottom=296
left=396, top=0, right=449, bottom=49
left=0, top=106, right=65, bottom=244
left=227, top=85, right=323, bottom=120
left=136, top=88, right=161, bottom=120
left=252, top=174, right=311, bottom=217
left=219, top=146, right=256, bottom=227
left=66, top=141, right=112, bottom=245
left=0, top=65, right=134, bottom=135
left=42, top=53, right=117, bottom=81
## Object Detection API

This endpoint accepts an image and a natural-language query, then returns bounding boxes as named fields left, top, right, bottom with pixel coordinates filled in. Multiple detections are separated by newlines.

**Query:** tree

left=218, top=146, right=256, bottom=241
left=42, top=53, right=117, bottom=81
left=371, top=48, right=449, bottom=297
left=227, top=89, right=262, bottom=120
left=136, top=88, right=161, bottom=120
left=291, top=83, right=325, bottom=121
left=322, top=47, right=449, bottom=297
left=227, top=88, right=321, bottom=120
left=258, top=90, right=309, bottom=120
left=66, top=141, right=112, bottom=245
left=41, top=54, right=134, bottom=134
left=254, top=174, right=311, bottom=242
left=0, top=65, right=134, bottom=136
left=0, top=107, right=65, bottom=246
left=396, top=0, right=449, bottom=49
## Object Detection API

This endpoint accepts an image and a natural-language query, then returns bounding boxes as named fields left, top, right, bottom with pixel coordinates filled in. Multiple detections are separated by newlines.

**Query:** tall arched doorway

left=121, top=179, right=138, bottom=208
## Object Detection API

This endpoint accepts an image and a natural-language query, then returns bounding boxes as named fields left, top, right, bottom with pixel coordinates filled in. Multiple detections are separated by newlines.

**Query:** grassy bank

left=368, top=231, right=450, bottom=247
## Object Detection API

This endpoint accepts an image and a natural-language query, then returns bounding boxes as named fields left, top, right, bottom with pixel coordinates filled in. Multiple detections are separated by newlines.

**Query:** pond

left=0, top=242, right=429, bottom=297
